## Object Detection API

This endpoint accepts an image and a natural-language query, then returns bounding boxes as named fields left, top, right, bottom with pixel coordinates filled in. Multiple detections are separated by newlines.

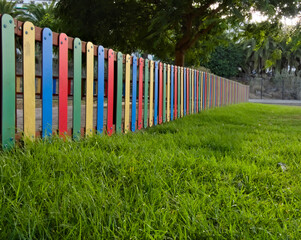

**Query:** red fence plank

left=58, top=33, right=68, bottom=136
left=138, top=58, right=144, bottom=130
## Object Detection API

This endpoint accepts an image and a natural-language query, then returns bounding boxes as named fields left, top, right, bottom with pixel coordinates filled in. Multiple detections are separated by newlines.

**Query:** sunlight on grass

left=1, top=103, right=301, bottom=239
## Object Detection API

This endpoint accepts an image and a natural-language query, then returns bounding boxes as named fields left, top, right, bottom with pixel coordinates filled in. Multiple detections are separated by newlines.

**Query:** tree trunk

left=175, top=49, right=185, bottom=66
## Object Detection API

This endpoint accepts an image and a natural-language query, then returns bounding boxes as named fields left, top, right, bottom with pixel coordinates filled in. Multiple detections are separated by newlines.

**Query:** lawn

left=1, top=103, right=301, bottom=239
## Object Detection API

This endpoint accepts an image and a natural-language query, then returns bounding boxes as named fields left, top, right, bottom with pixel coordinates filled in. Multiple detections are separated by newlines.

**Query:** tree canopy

left=56, top=0, right=301, bottom=66
left=19, top=0, right=60, bottom=31
left=203, top=43, right=244, bottom=78
left=0, top=0, right=23, bottom=18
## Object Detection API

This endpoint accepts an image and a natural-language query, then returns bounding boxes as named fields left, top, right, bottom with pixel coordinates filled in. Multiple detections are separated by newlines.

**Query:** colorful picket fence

left=0, top=14, right=249, bottom=149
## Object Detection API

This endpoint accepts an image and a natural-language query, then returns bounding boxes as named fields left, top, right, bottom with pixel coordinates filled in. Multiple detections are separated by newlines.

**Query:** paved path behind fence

left=249, top=99, right=301, bottom=106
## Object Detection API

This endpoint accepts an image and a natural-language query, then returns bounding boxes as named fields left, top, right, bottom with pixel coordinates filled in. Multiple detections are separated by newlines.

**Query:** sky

left=251, top=11, right=300, bottom=26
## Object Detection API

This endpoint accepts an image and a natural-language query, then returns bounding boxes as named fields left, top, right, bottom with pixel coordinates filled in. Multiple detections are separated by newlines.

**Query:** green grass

left=1, top=103, right=301, bottom=239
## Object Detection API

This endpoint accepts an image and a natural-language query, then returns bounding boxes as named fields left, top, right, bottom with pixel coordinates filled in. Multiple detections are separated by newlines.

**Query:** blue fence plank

left=42, top=28, right=53, bottom=138
left=131, top=56, right=137, bottom=131
left=154, top=62, right=159, bottom=125
left=170, top=65, right=174, bottom=121
left=97, top=46, right=105, bottom=134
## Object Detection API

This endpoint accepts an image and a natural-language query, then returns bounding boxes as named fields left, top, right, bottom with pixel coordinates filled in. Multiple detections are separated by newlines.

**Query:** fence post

left=107, top=49, right=114, bottom=135
left=149, top=61, right=154, bottom=127
left=131, top=56, right=137, bottom=131
left=144, top=59, right=149, bottom=128
left=163, top=63, right=166, bottom=123
left=73, top=38, right=82, bottom=138
left=23, top=22, right=35, bottom=139
left=124, top=54, right=131, bottom=133
left=1, top=14, right=15, bottom=149
left=85, top=42, right=94, bottom=136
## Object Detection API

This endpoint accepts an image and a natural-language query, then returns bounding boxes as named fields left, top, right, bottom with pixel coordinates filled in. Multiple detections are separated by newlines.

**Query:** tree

left=204, top=43, right=244, bottom=78
left=56, top=0, right=301, bottom=66
left=0, top=0, right=23, bottom=18
left=19, top=0, right=60, bottom=31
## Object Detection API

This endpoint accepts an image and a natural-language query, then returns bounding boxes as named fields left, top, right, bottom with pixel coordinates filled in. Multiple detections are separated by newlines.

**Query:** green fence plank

left=1, top=14, right=15, bottom=149
left=73, top=38, right=82, bottom=139
left=116, top=52, right=123, bottom=133
left=144, top=59, right=149, bottom=128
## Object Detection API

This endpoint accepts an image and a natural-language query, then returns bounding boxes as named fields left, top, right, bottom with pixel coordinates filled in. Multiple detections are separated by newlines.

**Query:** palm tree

left=0, top=0, right=23, bottom=18
left=19, top=0, right=59, bottom=31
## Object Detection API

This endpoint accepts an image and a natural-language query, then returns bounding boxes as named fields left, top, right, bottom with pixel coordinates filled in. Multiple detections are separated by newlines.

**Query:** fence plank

left=107, top=49, right=114, bottom=135
left=124, top=54, right=131, bottom=133
left=138, top=58, right=144, bottom=130
left=116, top=52, right=123, bottom=133
left=154, top=61, right=158, bottom=126
left=144, top=59, right=149, bottom=128
left=209, top=74, right=212, bottom=108
left=200, top=71, right=203, bottom=111
left=186, top=68, right=189, bottom=115
left=167, top=64, right=170, bottom=122
left=42, top=28, right=53, bottom=138
left=190, top=69, right=192, bottom=114
left=177, top=66, right=180, bottom=118
left=131, top=56, right=137, bottom=131
left=97, top=46, right=104, bottom=134
left=174, top=66, right=177, bottom=119
left=149, top=61, right=154, bottom=127
left=163, top=63, right=166, bottom=123
left=58, top=33, right=68, bottom=136
left=184, top=68, right=186, bottom=116
left=73, top=38, right=82, bottom=139
left=213, top=75, right=218, bottom=107
left=23, top=21, right=35, bottom=139
left=194, top=70, right=197, bottom=113
left=196, top=70, right=199, bottom=112
left=203, top=72, right=205, bottom=110
left=198, top=71, right=201, bottom=112
left=85, top=42, right=94, bottom=136
left=219, top=77, right=224, bottom=106
left=158, top=62, right=163, bottom=124
left=1, top=14, right=15, bottom=149
left=170, top=65, right=174, bottom=121
left=191, top=69, right=195, bottom=114
left=181, top=67, right=184, bottom=117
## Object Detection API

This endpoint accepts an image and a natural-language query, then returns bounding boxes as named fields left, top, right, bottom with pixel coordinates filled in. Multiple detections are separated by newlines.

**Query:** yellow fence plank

left=85, top=42, right=94, bottom=136
left=149, top=61, right=154, bottom=127
left=124, top=54, right=131, bottom=132
left=23, top=22, right=35, bottom=139
left=167, top=64, right=170, bottom=122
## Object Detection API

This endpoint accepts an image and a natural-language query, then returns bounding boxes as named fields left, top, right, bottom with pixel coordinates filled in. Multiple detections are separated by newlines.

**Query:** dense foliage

left=203, top=43, right=244, bottom=78
left=56, top=0, right=301, bottom=66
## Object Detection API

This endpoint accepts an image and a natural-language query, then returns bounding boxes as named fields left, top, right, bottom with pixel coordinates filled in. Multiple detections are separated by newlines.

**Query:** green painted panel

left=73, top=38, right=82, bottom=140
left=1, top=14, right=15, bottom=149
left=116, top=52, right=123, bottom=133
left=163, top=63, right=166, bottom=123
left=144, top=59, right=149, bottom=128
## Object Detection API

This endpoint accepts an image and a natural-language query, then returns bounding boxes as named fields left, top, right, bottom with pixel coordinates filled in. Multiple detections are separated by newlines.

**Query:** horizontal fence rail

left=0, top=14, right=249, bottom=149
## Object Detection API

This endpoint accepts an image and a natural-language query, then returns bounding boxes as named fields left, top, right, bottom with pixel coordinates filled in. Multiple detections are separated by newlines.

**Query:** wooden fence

left=0, top=14, right=249, bottom=149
